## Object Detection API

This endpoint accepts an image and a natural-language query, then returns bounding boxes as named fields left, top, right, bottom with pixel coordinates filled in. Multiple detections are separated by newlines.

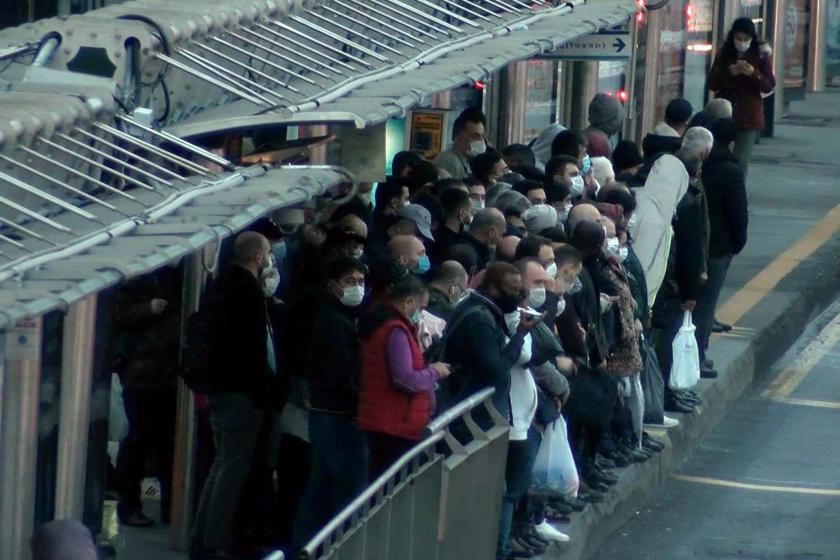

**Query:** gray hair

left=705, top=98, right=733, bottom=120
left=681, top=127, right=714, bottom=158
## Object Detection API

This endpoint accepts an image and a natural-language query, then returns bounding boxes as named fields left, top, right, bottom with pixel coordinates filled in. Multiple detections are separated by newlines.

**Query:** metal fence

left=290, top=387, right=509, bottom=560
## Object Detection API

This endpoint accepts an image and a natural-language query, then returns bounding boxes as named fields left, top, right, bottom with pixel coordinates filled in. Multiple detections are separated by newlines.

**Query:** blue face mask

left=410, top=309, right=423, bottom=324
left=581, top=155, right=592, bottom=175
left=415, top=255, right=431, bottom=274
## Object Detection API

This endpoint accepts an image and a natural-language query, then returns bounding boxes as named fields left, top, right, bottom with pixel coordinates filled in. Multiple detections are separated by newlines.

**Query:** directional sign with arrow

left=541, top=31, right=633, bottom=61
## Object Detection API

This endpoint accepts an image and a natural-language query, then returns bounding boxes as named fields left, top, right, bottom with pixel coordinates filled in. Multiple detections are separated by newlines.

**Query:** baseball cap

left=399, top=203, right=435, bottom=241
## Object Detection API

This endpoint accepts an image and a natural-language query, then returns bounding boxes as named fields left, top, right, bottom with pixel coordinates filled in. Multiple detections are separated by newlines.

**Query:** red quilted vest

left=358, top=316, right=432, bottom=440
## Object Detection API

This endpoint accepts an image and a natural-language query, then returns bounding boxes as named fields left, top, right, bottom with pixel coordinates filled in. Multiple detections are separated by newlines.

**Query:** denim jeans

left=694, top=255, right=733, bottom=361
left=291, top=411, right=369, bottom=549
left=191, top=393, right=265, bottom=553
left=497, top=427, right=540, bottom=559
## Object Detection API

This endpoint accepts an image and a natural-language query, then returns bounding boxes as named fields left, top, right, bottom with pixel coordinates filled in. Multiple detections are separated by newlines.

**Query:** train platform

left=548, top=90, right=840, bottom=559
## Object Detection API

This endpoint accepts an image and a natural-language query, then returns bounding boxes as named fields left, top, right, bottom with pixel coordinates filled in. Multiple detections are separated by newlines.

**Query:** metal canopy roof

left=167, top=0, right=639, bottom=137
left=0, top=0, right=638, bottom=136
left=0, top=83, right=348, bottom=328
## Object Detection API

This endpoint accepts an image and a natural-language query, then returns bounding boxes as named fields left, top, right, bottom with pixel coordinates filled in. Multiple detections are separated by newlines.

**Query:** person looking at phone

left=708, top=17, right=776, bottom=171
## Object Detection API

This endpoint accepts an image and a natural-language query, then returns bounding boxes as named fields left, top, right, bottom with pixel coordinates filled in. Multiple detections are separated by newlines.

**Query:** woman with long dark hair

left=708, top=17, right=776, bottom=171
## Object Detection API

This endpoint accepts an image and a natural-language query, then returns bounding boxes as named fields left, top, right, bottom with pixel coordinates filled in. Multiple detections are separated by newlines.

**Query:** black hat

left=611, top=140, right=644, bottom=171
left=731, top=17, right=757, bottom=38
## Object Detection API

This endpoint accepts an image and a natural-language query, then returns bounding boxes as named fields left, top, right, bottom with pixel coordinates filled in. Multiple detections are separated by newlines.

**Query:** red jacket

left=708, top=50, right=775, bottom=131
left=358, top=316, right=432, bottom=440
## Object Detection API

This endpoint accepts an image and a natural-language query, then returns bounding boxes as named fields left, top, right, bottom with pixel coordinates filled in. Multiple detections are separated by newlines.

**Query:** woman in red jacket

left=358, top=270, right=451, bottom=478
left=708, top=17, right=776, bottom=171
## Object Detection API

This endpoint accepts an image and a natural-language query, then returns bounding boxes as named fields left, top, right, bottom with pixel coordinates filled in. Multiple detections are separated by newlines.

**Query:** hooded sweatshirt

left=530, top=123, right=566, bottom=171
left=627, top=155, right=690, bottom=305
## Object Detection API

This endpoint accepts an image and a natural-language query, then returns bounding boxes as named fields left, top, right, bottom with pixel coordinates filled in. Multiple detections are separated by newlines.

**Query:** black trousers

left=116, top=386, right=177, bottom=517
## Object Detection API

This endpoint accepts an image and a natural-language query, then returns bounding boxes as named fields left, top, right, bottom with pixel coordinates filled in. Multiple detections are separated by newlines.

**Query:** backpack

left=181, top=308, right=213, bottom=394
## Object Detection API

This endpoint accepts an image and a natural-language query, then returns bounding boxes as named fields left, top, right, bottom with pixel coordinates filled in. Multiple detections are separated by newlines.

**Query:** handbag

left=640, top=334, right=665, bottom=424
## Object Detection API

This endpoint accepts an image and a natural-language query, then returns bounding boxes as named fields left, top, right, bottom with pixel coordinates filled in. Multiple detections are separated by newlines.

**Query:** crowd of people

left=102, top=17, right=771, bottom=560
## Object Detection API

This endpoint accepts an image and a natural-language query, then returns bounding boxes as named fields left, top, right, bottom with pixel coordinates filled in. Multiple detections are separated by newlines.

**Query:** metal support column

left=569, top=61, right=598, bottom=131
left=639, top=10, right=663, bottom=140
left=54, top=295, right=98, bottom=519
left=808, top=0, right=827, bottom=91
left=499, top=61, right=528, bottom=146
left=169, top=253, right=205, bottom=549
left=0, top=317, right=44, bottom=560
left=769, top=0, right=786, bottom=118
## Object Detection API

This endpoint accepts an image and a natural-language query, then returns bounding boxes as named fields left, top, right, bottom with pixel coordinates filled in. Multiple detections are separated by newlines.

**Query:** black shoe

left=591, top=466, right=618, bottom=484
left=119, top=510, right=154, bottom=528
left=642, top=433, right=665, bottom=452
left=700, top=366, right=719, bottom=379
left=665, top=396, right=695, bottom=414
left=619, top=446, right=651, bottom=463
left=596, top=455, right=616, bottom=469
left=510, top=536, right=538, bottom=557
left=521, top=531, right=550, bottom=551
left=579, top=490, right=605, bottom=503
left=702, top=358, right=715, bottom=369
left=712, top=319, right=732, bottom=333
left=585, top=479, right=610, bottom=492
left=546, top=499, right=574, bottom=515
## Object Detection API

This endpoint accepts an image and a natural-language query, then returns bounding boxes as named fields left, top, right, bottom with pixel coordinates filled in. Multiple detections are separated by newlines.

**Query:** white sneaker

left=141, top=477, right=161, bottom=501
left=535, top=520, right=570, bottom=542
left=644, top=415, right=680, bottom=429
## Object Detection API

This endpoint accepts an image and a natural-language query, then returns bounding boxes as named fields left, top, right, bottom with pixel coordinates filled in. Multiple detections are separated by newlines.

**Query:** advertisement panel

left=783, top=0, right=810, bottom=93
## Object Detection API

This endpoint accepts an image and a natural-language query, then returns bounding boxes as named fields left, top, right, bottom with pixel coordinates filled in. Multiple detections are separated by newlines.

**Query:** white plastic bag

left=532, top=416, right=579, bottom=498
left=669, top=310, right=700, bottom=390
left=109, top=373, right=129, bottom=443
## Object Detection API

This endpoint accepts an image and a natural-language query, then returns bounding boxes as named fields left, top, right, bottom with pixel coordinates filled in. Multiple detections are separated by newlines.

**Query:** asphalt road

left=593, top=300, right=840, bottom=560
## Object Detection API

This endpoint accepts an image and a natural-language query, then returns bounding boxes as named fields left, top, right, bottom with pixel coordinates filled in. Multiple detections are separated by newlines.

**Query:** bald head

left=497, top=235, right=521, bottom=263
left=430, top=260, right=468, bottom=297
left=336, top=214, right=368, bottom=240
left=388, top=234, right=426, bottom=271
left=567, top=203, right=601, bottom=234
left=468, top=207, right=507, bottom=247
left=233, top=231, right=271, bottom=277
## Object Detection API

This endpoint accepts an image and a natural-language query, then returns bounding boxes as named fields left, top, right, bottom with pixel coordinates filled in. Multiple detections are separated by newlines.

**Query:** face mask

left=627, top=213, right=638, bottom=231
left=471, top=199, right=485, bottom=212
left=454, top=290, right=469, bottom=306
left=605, top=237, right=620, bottom=257
left=461, top=209, right=473, bottom=226
left=570, top=175, right=585, bottom=197
left=504, top=310, right=521, bottom=334
left=557, top=203, right=573, bottom=225
left=340, top=284, right=365, bottom=307
left=556, top=297, right=566, bottom=316
left=599, top=293, right=614, bottom=314
left=545, top=262, right=558, bottom=280
left=494, top=290, right=522, bottom=314
left=468, top=139, right=487, bottom=157
left=263, top=267, right=280, bottom=297
left=734, top=39, right=752, bottom=53
left=528, top=286, right=547, bottom=309
left=259, top=254, right=274, bottom=278
left=618, top=246, right=629, bottom=263
left=410, top=309, right=423, bottom=324
left=352, top=248, right=364, bottom=260
left=565, top=276, right=583, bottom=294
left=581, top=155, right=592, bottom=175
left=415, top=254, right=431, bottom=274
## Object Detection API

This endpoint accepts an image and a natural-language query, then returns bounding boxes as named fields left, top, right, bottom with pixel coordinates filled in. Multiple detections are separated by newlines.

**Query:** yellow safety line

left=771, top=397, right=840, bottom=410
left=761, top=310, right=840, bottom=398
left=716, top=203, right=840, bottom=327
left=672, top=474, right=840, bottom=496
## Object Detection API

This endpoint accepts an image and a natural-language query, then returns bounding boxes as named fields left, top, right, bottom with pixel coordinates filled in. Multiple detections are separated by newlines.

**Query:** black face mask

left=494, top=288, right=525, bottom=314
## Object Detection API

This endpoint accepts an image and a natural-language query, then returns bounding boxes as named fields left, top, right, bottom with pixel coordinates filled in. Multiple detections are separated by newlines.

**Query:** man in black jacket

left=192, top=232, right=280, bottom=558
left=695, top=118, right=748, bottom=370
left=292, top=256, right=368, bottom=548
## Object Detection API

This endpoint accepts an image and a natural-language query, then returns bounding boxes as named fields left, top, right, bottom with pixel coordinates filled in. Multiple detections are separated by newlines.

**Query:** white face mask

left=471, top=199, right=485, bottom=212
left=340, top=284, right=365, bottom=307
left=599, top=293, right=614, bottom=314
left=565, top=276, right=583, bottom=294
left=263, top=267, right=280, bottom=297
left=734, top=39, right=752, bottom=53
left=618, top=246, right=629, bottom=263
left=605, top=237, right=620, bottom=257
left=468, top=139, right=487, bottom=157
left=627, top=213, right=638, bottom=231
left=504, top=310, right=521, bottom=334
left=556, top=297, right=566, bottom=316
left=557, top=202, right=573, bottom=225
left=570, top=175, right=585, bottom=197
left=352, top=247, right=364, bottom=260
left=545, top=262, right=558, bottom=281
left=528, top=286, right=547, bottom=309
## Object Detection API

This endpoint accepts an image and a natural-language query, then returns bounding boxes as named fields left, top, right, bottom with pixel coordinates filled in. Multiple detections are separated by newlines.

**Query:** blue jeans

left=291, top=411, right=369, bottom=550
left=498, top=427, right=540, bottom=559
left=694, top=255, right=733, bottom=361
